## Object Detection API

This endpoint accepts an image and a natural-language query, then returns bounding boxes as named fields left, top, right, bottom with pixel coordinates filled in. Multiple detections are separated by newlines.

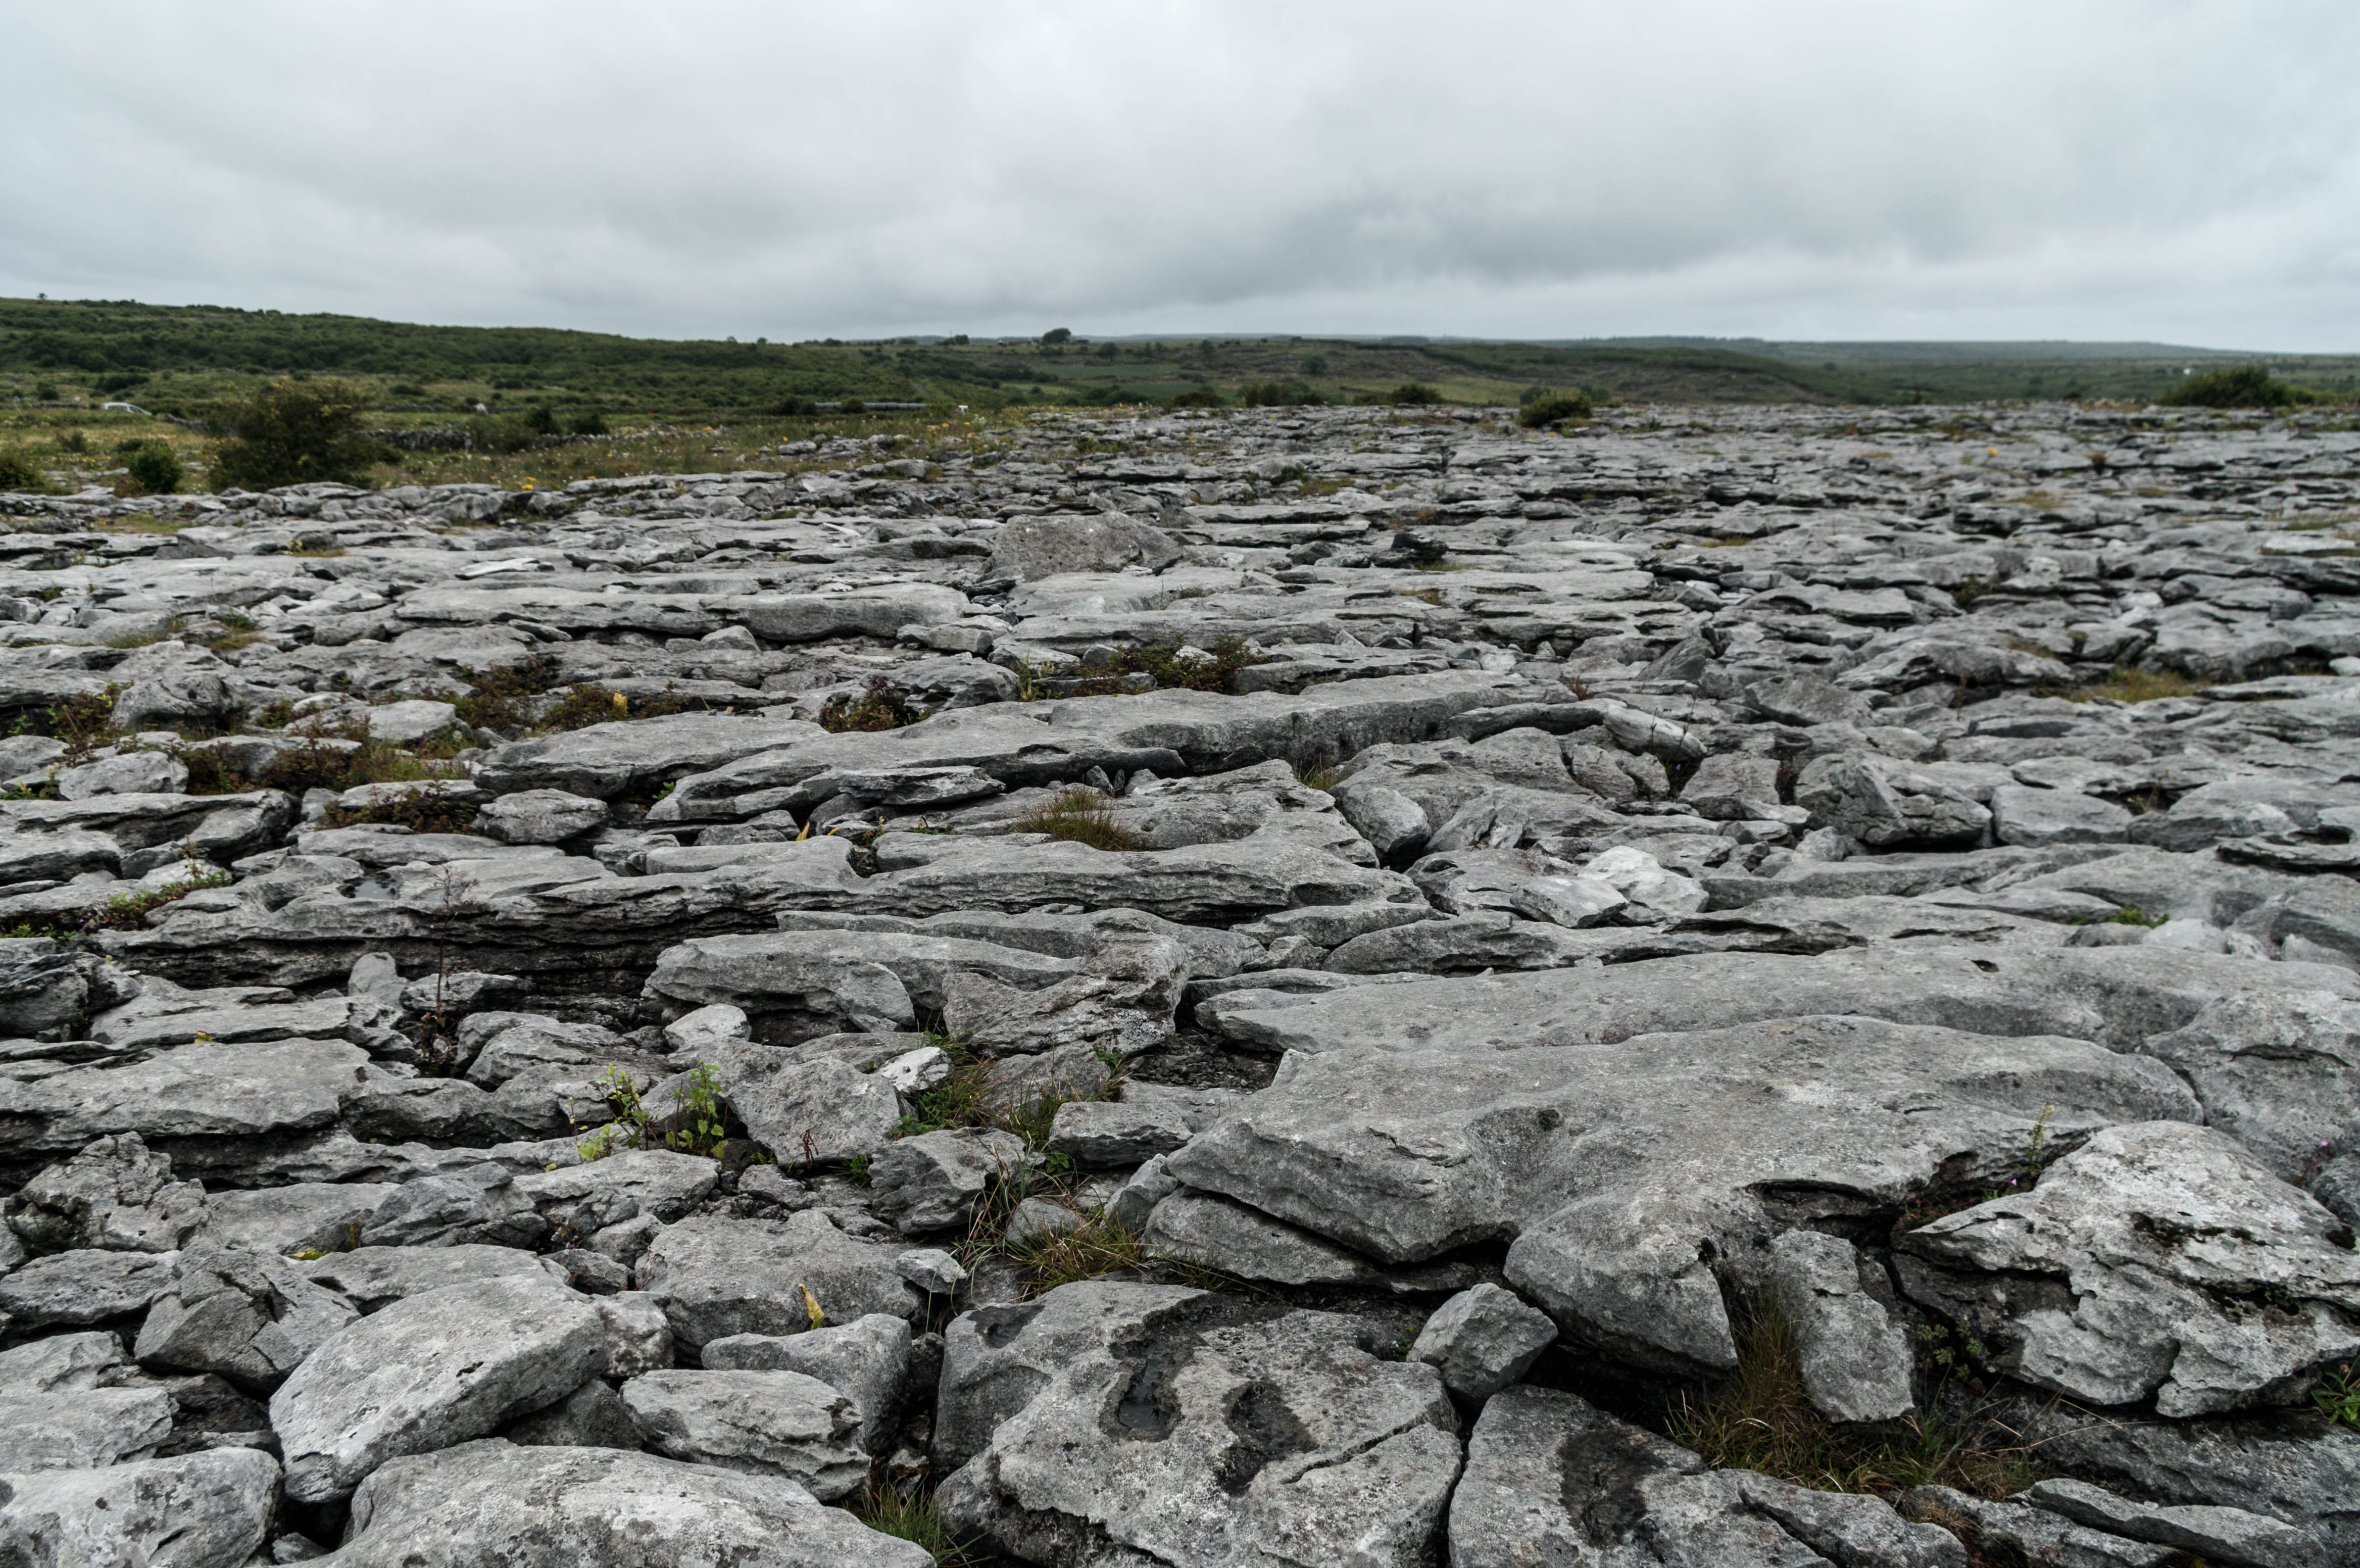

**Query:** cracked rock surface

left=6, top=399, right=2360, bottom=1561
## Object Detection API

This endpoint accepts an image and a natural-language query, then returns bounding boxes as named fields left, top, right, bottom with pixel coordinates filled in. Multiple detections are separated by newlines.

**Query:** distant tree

left=1041, top=327, right=1072, bottom=345
left=1167, top=388, right=1223, bottom=409
left=1300, top=354, right=1328, bottom=376
left=1387, top=383, right=1439, bottom=405
left=207, top=376, right=378, bottom=489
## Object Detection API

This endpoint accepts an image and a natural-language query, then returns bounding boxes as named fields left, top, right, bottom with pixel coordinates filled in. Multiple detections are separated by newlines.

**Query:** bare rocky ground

left=3, top=400, right=2360, bottom=1564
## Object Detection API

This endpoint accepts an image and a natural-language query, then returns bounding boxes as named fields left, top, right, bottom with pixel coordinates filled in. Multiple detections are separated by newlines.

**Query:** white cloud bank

left=2, top=1, right=2352, bottom=347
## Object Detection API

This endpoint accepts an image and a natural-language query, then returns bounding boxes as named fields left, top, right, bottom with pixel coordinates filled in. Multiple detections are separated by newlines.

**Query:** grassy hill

left=3, top=297, right=2354, bottom=420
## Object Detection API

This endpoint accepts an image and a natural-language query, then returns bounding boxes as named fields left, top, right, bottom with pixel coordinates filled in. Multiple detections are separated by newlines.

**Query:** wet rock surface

left=5, top=400, right=2360, bottom=1561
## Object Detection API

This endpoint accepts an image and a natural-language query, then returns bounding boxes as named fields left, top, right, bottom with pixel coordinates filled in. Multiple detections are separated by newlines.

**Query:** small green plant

left=450, top=654, right=563, bottom=731
left=1012, top=788, right=1139, bottom=851
left=2313, top=1363, right=2358, bottom=1430
left=843, top=1153, right=873, bottom=1187
left=283, top=542, right=347, bottom=558
left=2106, top=906, right=2169, bottom=928
left=55, top=429, right=88, bottom=454
left=1915, top=1320, right=1988, bottom=1381
left=1949, top=575, right=1992, bottom=608
left=1518, top=390, right=1593, bottom=428
left=853, top=1484, right=978, bottom=1566
left=12, top=862, right=235, bottom=939
left=124, top=443, right=182, bottom=495
left=2014, top=1104, right=2056, bottom=1186
left=576, top=1061, right=731, bottom=1161
left=819, top=676, right=928, bottom=733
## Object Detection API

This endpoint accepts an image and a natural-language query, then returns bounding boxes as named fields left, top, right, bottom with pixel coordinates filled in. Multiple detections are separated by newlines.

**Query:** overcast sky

left=3, top=3, right=2352, bottom=349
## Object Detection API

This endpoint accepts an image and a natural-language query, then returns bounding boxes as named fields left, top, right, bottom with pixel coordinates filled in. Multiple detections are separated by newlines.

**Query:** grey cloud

left=1, top=1, right=2352, bottom=346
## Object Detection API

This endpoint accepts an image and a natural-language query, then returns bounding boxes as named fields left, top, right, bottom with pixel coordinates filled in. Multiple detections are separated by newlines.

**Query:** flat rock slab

left=633, top=1209, right=921, bottom=1352
left=1168, top=1013, right=2196, bottom=1376
left=271, top=1272, right=608, bottom=1502
left=0, top=1036, right=369, bottom=1157
left=935, top=1280, right=1461, bottom=1568
left=1451, top=1385, right=1963, bottom=1567
left=621, top=1368, right=869, bottom=1500
left=335, top=1439, right=934, bottom=1567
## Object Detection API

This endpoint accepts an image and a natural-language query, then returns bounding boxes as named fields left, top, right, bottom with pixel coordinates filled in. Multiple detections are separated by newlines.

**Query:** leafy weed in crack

left=819, top=676, right=928, bottom=732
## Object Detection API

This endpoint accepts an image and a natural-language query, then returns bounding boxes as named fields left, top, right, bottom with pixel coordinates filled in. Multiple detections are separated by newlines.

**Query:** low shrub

left=450, top=655, right=562, bottom=731
left=320, top=782, right=479, bottom=834
left=1519, top=390, right=1594, bottom=428
left=124, top=443, right=182, bottom=495
left=1387, top=383, right=1440, bottom=405
left=1239, top=380, right=1324, bottom=407
left=2160, top=364, right=2313, bottom=410
left=14, top=862, right=234, bottom=939
left=0, top=449, right=49, bottom=493
left=1166, top=387, right=1223, bottom=409
left=819, top=677, right=928, bottom=732
left=770, top=395, right=819, bottom=416
left=1071, top=633, right=1268, bottom=695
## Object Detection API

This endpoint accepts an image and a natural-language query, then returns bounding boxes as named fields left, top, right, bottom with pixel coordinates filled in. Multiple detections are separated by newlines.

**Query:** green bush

left=1387, top=383, right=1440, bottom=405
left=125, top=443, right=182, bottom=494
left=819, top=677, right=927, bottom=732
left=567, top=410, right=609, bottom=435
left=1518, top=390, right=1594, bottom=427
left=769, top=395, right=818, bottom=416
left=1041, top=327, right=1073, bottom=345
left=2159, top=364, right=2313, bottom=410
left=0, top=449, right=48, bottom=493
left=1239, top=380, right=1324, bottom=408
left=1166, top=388, right=1223, bottom=409
left=208, top=377, right=379, bottom=489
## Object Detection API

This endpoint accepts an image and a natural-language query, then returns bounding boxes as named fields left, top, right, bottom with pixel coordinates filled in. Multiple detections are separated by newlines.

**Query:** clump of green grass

left=819, top=676, right=928, bottom=733
left=540, top=681, right=713, bottom=732
left=1002, top=1211, right=1149, bottom=1294
left=1012, top=788, right=1139, bottom=851
left=2050, top=666, right=2209, bottom=704
left=853, top=1484, right=978, bottom=1565
left=2105, top=905, right=2169, bottom=928
left=1665, top=1296, right=2040, bottom=1501
left=1291, top=760, right=1340, bottom=793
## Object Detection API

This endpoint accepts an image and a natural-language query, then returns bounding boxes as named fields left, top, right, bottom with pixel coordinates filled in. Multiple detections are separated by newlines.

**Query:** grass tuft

left=1665, top=1296, right=2041, bottom=1501
left=853, top=1484, right=978, bottom=1565
left=1012, top=788, right=1139, bottom=851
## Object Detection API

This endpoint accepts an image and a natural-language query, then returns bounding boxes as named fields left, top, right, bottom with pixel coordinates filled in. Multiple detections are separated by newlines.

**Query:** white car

left=101, top=401, right=149, bottom=414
